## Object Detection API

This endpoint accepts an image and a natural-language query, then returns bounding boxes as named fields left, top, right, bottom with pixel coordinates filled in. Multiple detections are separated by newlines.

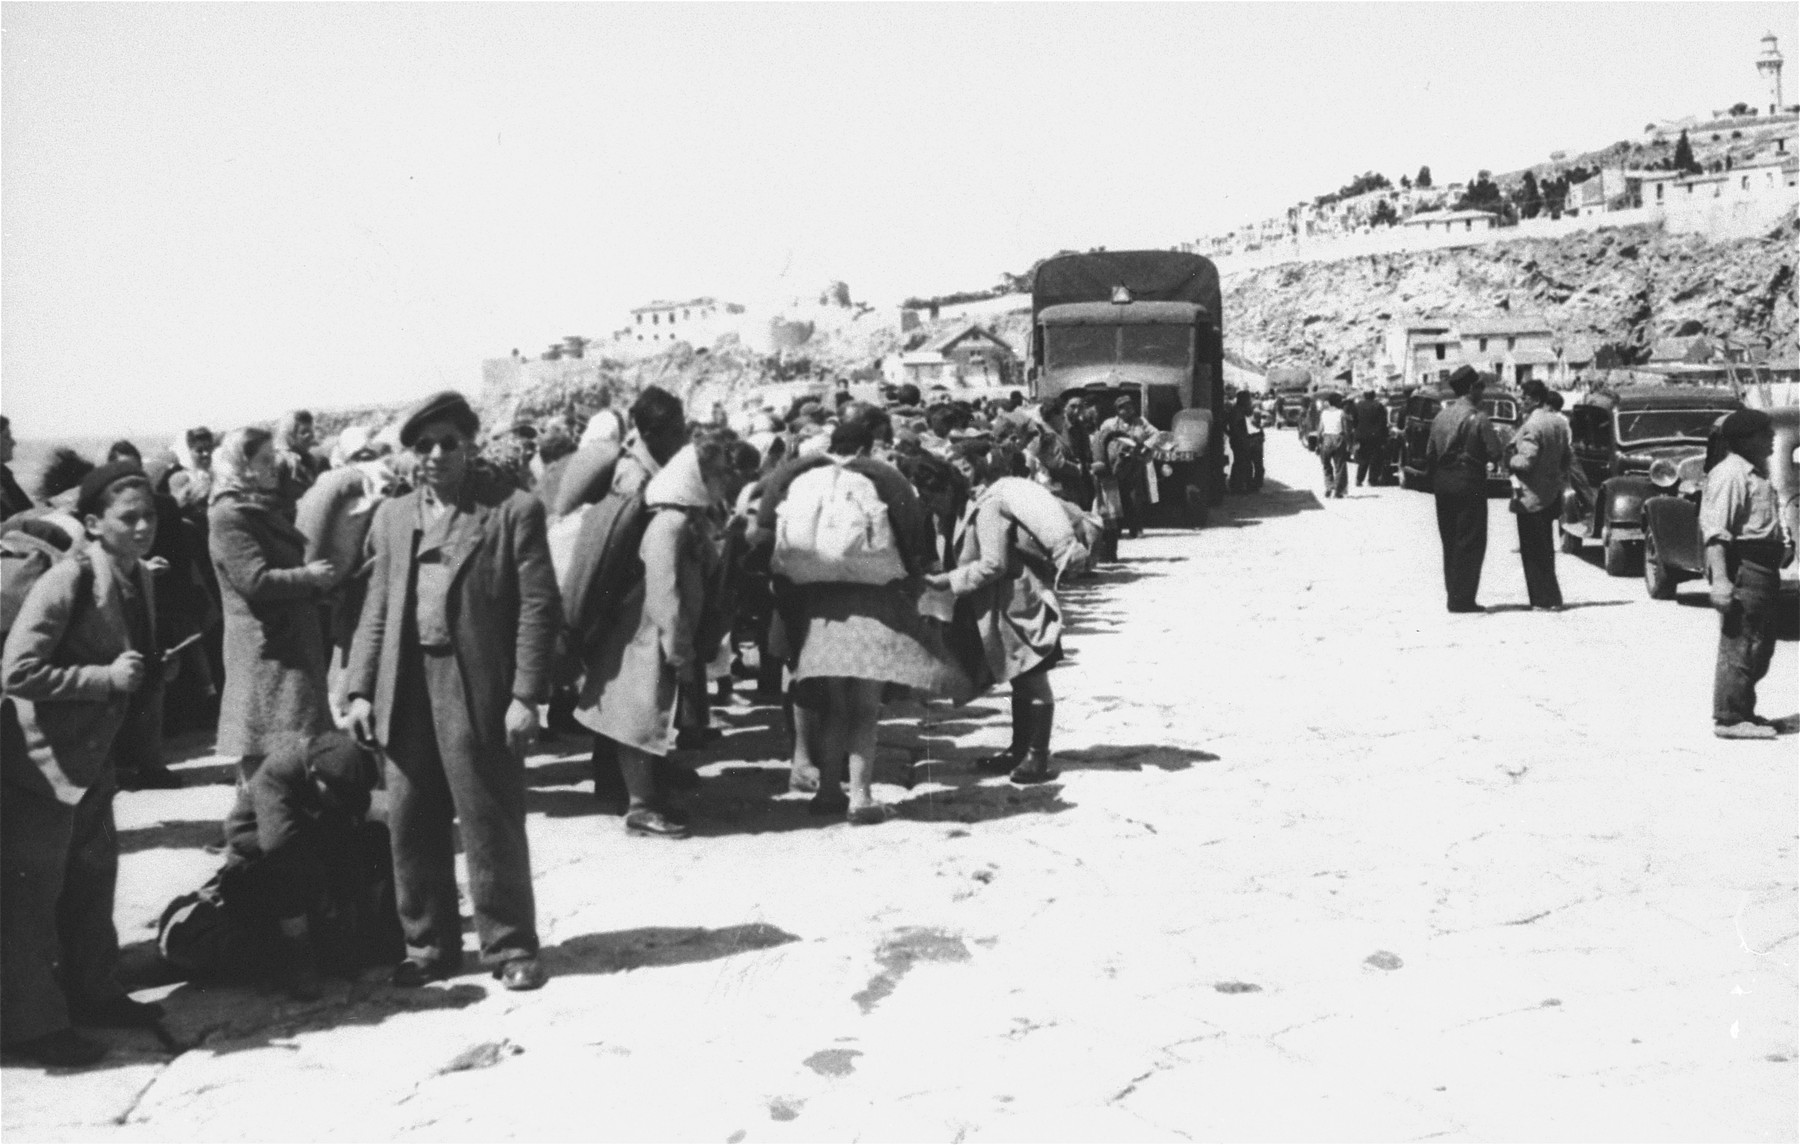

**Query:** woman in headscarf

left=209, top=428, right=336, bottom=809
left=576, top=428, right=737, bottom=838
left=753, top=403, right=969, bottom=825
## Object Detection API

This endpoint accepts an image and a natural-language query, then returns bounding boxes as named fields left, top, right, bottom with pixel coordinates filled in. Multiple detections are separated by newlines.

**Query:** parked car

left=1396, top=385, right=1520, bottom=492
left=1641, top=403, right=1800, bottom=599
left=1559, top=385, right=1743, bottom=576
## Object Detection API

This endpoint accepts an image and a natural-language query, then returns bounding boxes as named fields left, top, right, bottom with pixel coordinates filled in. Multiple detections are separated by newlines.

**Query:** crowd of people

left=0, top=377, right=1228, bottom=1066
left=0, top=361, right=1783, bottom=1068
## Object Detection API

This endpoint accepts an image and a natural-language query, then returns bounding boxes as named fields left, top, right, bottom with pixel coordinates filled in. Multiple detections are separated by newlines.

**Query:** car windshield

left=1044, top=326, right=1116, bottom=370
left=1616, top=408, right=1732, bottom=443
left=1482, top=397, right=1519, bottom=423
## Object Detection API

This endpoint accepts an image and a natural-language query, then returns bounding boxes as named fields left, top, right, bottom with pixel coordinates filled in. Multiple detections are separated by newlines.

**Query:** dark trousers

left=1434, top=476, right=1488, bottom=610
left=0, top=724, right=126, bottom=1044
left=1229, top=439, right=1265, bottom=493
left=1355, top=437, right=1385, bottom=486
left=386, top=646, right=537, bottom=969
left=1714, top=556, right=1780, bottom=725
left=1118, top=470, right=1147, bottom=537
left=1515, top=506, right=1563, bottom=609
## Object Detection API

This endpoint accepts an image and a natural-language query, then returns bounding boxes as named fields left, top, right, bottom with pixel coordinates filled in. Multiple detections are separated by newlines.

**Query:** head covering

left=211, top=426, right=278, bottom=501
left=331, top=425, right=375, bottom=467
left=1718, top=408, right=1772, bottom=442
left=304, top=732, right=379, bottom=819
left=578, top=407, right=625, bottom=451
left=399, top=391, right=479, bottom=448
left=75, top=460, right=146, bottom=519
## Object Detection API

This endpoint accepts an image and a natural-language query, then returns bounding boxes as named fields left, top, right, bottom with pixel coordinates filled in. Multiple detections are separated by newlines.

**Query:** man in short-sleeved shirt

left=1507, top=380, right=1573, bottom=609
left=1699, top=408, right=1786, bottom=738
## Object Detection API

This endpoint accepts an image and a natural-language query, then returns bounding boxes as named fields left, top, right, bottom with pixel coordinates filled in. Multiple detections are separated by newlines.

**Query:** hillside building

left=620, top=297, right=746, bottom=348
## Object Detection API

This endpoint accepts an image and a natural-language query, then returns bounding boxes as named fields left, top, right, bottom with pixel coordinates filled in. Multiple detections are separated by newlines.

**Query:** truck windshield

left=1044, top=325, right=1191, bottom=370
left=1120, top=326, right=1192, bottom=369
left=1616, top=408, right=1732, bottom=443
left=1044, top=326, right=1116, bottom=369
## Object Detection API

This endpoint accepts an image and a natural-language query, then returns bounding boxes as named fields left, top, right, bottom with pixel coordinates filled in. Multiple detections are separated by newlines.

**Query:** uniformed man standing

left=1425, top=366, right=1503, bottom=613
left=1701, top=408, right=1787, bottom=740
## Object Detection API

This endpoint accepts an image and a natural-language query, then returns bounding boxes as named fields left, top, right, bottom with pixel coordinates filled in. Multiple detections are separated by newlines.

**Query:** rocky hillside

left=1225, top=212, right=1799, bottom=378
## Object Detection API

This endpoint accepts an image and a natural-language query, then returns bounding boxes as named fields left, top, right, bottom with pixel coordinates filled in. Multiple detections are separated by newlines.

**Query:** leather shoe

left=389, top=958, right=458, bottom=988
left=5, top=1028, right=107, bottom=1068
left=624, top=808, right=690, bottom=838
left=69, top=996, right=164, bottom=1029
left=495, top=957, right=547, bottom=991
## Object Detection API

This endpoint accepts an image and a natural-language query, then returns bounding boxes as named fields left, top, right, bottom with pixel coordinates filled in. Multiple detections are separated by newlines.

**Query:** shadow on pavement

left=542, top=923, right=799, bottom=977
left=1482, top=601, right=1632, bottom=614
left=1217, top=478, right=1325, bottom=521
left=1056, top=745, right=1219, bottom=772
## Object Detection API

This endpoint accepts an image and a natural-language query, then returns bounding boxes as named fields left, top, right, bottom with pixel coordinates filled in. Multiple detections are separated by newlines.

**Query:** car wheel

left=1558, top=520, right=1583, bottom=554
left=1642, top=532, right=1676, bottom=600
left=1602, top=529, right=1641, bottom=577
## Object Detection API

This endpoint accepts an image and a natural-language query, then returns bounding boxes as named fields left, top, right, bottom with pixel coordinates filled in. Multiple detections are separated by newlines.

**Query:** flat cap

left=399, top=390, right=479, bottom=447
left=76, top=461, right=146, bottom=519
left=1718, top=407, right=1772, bottom=441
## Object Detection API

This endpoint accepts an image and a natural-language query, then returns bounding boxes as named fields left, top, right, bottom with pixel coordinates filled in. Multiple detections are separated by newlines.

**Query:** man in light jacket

left=1507, top=380, right=1573, bottom=610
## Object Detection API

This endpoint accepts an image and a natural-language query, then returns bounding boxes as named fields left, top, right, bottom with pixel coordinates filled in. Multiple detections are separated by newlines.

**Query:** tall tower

left=1756, top=32, right=1784, bottom=116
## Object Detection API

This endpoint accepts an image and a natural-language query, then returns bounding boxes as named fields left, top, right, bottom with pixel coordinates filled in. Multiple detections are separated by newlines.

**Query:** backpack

left=1, top=527, right=84, bottom=651
left=772, top=459, right=906, bottom=586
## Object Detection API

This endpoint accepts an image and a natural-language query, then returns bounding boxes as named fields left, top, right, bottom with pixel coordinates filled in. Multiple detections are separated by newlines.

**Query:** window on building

left=1478, top=338, right=1488, bottom=352
left=1656, top=184, right=1664, bottom=201
left=636, top=314, right=643, bottom=324
left=683, top=309, right=690, bottom=320
left=652, top=313, right=660, bottom=324
left=1436, top=345, right=1446, bottom=361
left=1507, top=338, right=1515, bottom=350
left=1741, top=175, right=1750, bottom=190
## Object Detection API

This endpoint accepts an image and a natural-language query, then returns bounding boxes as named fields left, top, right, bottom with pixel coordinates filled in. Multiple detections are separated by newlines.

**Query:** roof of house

left=1507, top=348, right=1559, bottom=366
left=630, top=297, right=720, bottom=314
left=1459, top=315, right=1554, bottom=337
left=923, top=323, right=1017, bottom=356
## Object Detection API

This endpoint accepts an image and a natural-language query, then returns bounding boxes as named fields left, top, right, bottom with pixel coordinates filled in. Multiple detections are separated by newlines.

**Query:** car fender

left=1642, top=494, right=1704, bottom=574
left=1598, top=475, right=1655, bottom=532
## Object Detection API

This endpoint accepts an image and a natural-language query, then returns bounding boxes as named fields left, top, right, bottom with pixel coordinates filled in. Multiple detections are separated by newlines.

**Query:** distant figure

left=1701, top=409, right=1786, bottom=739
left=1094, top=396, right=1155, bottom=540
left=1351, top=389, right=1390, bottom=487
left=1424, top=366, right=1503, bottom=613
left=165, top=427, right=217, bottom=527
left=1506, top=380, right=1572, bottom=611
left=1315, top=393, right=1351, bottom=499
left=1227, top=391, right=1266, bottom=493
left=272, top=410, right=327, bottom=516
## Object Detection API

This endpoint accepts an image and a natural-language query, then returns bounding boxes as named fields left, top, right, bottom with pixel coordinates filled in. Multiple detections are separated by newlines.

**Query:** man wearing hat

left=1424, top=366, right=1504, bottom=612
left=346, top=390, right=560, bottom=990
left=1701, top=407, right=1787, bottom=739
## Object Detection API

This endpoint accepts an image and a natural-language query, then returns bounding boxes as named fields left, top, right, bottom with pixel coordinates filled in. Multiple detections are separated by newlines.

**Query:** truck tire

left=1602, top=529, right=1641, bottom=577
left=1642, top=532, right=1677, bottom=600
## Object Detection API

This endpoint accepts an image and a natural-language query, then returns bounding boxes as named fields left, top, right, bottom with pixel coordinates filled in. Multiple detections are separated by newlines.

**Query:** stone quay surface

left=5, top=431, right=1795, bottom=1141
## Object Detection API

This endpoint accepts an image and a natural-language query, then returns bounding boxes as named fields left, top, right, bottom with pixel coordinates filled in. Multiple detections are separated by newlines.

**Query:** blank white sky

left=3, top=2, right=1793, bottom=438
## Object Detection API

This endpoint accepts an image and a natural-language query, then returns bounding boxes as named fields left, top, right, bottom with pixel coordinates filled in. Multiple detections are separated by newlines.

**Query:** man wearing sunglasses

left=346, top=390, right=561, bottom=991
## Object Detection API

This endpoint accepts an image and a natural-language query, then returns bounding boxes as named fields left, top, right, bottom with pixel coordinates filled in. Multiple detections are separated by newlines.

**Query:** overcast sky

left=4, top=2, right=1794, bottom=438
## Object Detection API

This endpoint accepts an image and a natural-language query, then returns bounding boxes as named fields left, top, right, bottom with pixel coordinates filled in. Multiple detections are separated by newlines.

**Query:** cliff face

left=1223, top=214, right=1799, bottom=376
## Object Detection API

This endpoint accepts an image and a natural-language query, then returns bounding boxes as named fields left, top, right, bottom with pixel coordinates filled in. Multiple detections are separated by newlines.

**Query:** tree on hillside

left=1672, top=129, right=1700, bottom=174
left=1456, top=173, right=1503, bottom=211
left=1729, top=101, right=1752, bottom=117
left=1542, top=174, right=1569, bottom=219
left=1416, top=165, right=1433, bottom=188
left=1516, top=171, right=1543, bottom=219
left=1370, top=199, right=1399, bottom=228
left=1400, top=174, right=1412, bottom=190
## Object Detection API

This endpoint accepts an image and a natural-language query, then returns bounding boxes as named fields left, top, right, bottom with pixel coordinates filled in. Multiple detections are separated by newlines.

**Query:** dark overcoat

left=209, top=493, right=332, bottom=757
left=346, top=473, right=559, bottom=751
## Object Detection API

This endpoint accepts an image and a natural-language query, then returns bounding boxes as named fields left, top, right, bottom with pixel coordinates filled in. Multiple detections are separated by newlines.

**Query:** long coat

left=209, top=493, right=332, bottom=757
left=346, top=473, right=560, bottom=752
left=576, top=446, right=719, bottom=758
left=1, top=550, right=152, bottom=802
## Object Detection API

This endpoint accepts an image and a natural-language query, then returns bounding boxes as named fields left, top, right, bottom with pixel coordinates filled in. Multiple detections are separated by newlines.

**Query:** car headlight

left=1649, top=458, right=1679, bottom=488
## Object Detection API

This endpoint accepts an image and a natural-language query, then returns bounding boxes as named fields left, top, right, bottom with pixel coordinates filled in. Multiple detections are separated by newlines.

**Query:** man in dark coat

left=346, top=391, right=560, bottom=991
left=1350, top=389, right=1390, bottom=487
left=0, top=416, right=32, bottom=522
left=1425, top=366, right=1503, bottom=612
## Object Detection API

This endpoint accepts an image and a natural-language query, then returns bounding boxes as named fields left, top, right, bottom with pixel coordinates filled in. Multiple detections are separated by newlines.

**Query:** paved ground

left=5, top=432, right=1796, bottom=1142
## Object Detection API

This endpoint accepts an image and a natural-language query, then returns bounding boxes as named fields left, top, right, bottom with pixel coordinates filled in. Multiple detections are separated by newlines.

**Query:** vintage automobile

left=1559, top=385, right=1743, bottom=576
left=1396, top=384, right=1520, bottom=492
left=1640, top=404, right=1800, bottom=599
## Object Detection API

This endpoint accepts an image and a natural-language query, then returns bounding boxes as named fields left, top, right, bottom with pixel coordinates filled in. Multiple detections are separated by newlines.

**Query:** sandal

left=846, top=803, right=897, bottom=826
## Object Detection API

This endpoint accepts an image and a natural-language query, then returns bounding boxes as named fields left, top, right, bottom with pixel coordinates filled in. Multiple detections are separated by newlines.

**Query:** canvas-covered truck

left=1028, top=250, right=1225, bottom=526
